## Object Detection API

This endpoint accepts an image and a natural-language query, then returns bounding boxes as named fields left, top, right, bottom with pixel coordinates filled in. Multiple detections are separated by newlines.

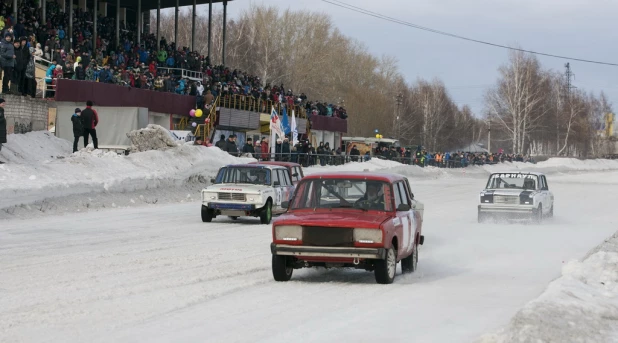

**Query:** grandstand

left=4, top=0, right=346, bottom=151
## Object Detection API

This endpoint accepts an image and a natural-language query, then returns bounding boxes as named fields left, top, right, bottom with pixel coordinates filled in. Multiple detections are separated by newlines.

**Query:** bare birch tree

left=485, top=50, right=550, bottom=153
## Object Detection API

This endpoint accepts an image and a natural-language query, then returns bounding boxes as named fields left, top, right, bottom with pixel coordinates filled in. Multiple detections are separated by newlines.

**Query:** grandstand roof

left=123, top=0, right=233, bottom=12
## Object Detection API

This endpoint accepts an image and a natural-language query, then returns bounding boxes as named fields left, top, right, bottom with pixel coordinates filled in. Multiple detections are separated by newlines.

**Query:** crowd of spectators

left=369, top=145, right=535, bottom=167
left=0, top=0, right=349, bottom=122
left=206, top=131, right=531, bottom=168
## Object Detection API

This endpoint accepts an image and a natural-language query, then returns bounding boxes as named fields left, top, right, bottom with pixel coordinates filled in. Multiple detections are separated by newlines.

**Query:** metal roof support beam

left=93, top=0, right=97, bottom=54
left=69, top=0, right=73, bottom=49
left=174, top=0, right=179, bottom=50
left=42, top=0, right=46, bottom=28
left=222, top=0, right=227, bottom=65
left=191, top=0, right=196, bottom=51
left=137, top=0, right=141, bottom=45
left=116, top=0, right=120, bottom=48
left=156, top=0, right=161, bottom=48
left=208, top=0, right=212, bottom=61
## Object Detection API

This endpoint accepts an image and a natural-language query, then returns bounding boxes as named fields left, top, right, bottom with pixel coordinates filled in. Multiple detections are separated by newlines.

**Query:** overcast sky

left=188, top=0, right=618, bottom=117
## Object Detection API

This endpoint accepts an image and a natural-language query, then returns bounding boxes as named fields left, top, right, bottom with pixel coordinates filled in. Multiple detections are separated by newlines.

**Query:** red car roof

left=301, top=171, right=406, bottom=183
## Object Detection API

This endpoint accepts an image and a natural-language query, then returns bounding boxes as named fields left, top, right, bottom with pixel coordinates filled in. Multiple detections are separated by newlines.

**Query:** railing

left=177, top=117, right=189, bottom=130
left=219, top=94, right=307, bottom=118
left=194, top=95, right=221, bottom=142
left=34, top=56, right=56, bottom=69
left=156, top=67, right=203, bottom=81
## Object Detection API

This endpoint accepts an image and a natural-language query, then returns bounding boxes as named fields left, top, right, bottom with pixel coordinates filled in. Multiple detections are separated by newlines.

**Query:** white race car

left=201, top=164, right=296, bottom=224
left=478, top=171, right=554, bottom=223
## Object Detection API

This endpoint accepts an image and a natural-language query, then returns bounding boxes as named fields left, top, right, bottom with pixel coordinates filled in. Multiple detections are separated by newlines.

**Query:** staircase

left=192, top=96, right=221, bottom=142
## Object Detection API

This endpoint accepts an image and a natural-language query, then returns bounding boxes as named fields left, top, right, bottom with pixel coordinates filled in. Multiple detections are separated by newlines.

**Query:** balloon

left=195, top=109, right=203, bottom=118
left=192, top=122, right=197, bottom=127
left=190, top=109, right=196, bottom=117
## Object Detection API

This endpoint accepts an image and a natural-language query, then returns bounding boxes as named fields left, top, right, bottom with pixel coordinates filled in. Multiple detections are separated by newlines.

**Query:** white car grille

left=218, top=193, right=246, bottom=201
left=494, top=195, right=519, bottom=205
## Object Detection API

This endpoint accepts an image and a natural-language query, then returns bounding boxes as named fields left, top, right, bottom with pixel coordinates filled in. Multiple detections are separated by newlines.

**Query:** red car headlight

left=353, top=228, right=382, bottom=244
left=275, top=225, right=302, bottom=241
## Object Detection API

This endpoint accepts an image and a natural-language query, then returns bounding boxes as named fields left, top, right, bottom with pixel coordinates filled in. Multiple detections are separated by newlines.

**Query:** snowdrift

left=126, top=124, right=180, bottom=152
left=488, top=157, right=618, bottom=174
left=478, top=231, right=618, bottom=343
left=0, top=131, right=253, bottom=217
left=0, top=131, right=71, bottom=163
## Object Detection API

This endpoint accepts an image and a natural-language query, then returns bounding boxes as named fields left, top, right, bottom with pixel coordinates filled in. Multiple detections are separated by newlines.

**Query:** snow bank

left=126, top=124, right=180, bottom=152
left=0, top=132, right=254, bottom=216
left=477, top=231, right=618, bottom=343
left=0, top=131, right=71, bottom=163
left=305, top=158, right=488, bottom=180
left=486, top=157, right=618, bottom=174
left=305, top=157, right=618, bottom=182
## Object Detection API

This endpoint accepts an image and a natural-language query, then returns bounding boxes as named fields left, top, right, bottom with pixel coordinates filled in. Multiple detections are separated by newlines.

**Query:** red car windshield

left=290, top=178, right=392, bottom=211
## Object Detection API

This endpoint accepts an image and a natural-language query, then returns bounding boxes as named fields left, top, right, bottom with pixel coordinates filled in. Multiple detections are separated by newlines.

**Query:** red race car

left=270, top=171, right=425, bottom=284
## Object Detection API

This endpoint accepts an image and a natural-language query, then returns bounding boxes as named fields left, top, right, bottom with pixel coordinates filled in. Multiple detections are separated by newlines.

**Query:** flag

left=291, top=110, right=299, bottom=146
left=281, top=106, right=290, bottom=134
left=269, top=106, right=285, bottom=138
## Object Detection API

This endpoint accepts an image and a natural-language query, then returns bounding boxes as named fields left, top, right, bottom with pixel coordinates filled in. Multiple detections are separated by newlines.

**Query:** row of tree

left=486, top=50, right=612, bottom=157
left=153, top=6, right=612, bottom=156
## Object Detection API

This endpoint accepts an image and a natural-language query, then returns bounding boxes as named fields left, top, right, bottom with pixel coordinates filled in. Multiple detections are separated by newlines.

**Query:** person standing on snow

left=71, top=108, right=84, bottom=153
left=80, top=100, right=99, bottom=149
left=0, top=98, right=6, bottom=164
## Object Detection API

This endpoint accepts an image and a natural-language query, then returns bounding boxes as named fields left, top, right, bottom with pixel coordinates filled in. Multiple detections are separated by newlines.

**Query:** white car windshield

left=486, top=173, right=538, bottom=190
left=290, top=178, right=393, bottom=211
left=215, top=167, right=271, bottom=185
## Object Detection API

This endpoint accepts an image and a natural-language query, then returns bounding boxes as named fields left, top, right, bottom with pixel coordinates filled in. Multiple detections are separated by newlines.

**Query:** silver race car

left=478, top=171, right=554, bottom=223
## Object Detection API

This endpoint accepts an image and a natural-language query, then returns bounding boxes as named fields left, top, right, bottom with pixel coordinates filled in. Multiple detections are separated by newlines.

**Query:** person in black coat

left=0, top=98, right=6, bottom=164
left=225, top=134, right=239, bottom=156
left=242, top=137, right=255, bottom=156
left=71, top=108, right=84, bottom=153
left=74, top=61, right=86, bottom=80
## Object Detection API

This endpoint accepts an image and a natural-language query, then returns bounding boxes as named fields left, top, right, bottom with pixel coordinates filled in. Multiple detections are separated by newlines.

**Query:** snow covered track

left=1, top=170, right=617, bottom=342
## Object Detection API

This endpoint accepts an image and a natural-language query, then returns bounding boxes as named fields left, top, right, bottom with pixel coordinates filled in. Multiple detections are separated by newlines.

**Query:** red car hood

left=276, top=210, right=391, bottom=228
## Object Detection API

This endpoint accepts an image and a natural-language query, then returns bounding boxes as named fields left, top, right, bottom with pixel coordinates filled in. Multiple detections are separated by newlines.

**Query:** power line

left=321, top=0, right=618, bottom=67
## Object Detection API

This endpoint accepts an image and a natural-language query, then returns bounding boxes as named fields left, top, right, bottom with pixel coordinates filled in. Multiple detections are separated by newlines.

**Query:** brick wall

left=2, top=94, right=50, bottom=134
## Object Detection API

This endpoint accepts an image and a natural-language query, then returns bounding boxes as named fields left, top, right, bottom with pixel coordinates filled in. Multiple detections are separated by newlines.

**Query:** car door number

left=400, top=212, right=415, bottom=253
left=276, top=187, right=282, bottom=205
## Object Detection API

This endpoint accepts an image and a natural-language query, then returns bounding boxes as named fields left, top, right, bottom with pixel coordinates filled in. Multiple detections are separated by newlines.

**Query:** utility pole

left=564, top=63, right=575, bottom=98
left=394, top=93, right=403, bottom=139
left=561, top=63, right=576, bottom=155
left=487, top=117, right=491, bottom=153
